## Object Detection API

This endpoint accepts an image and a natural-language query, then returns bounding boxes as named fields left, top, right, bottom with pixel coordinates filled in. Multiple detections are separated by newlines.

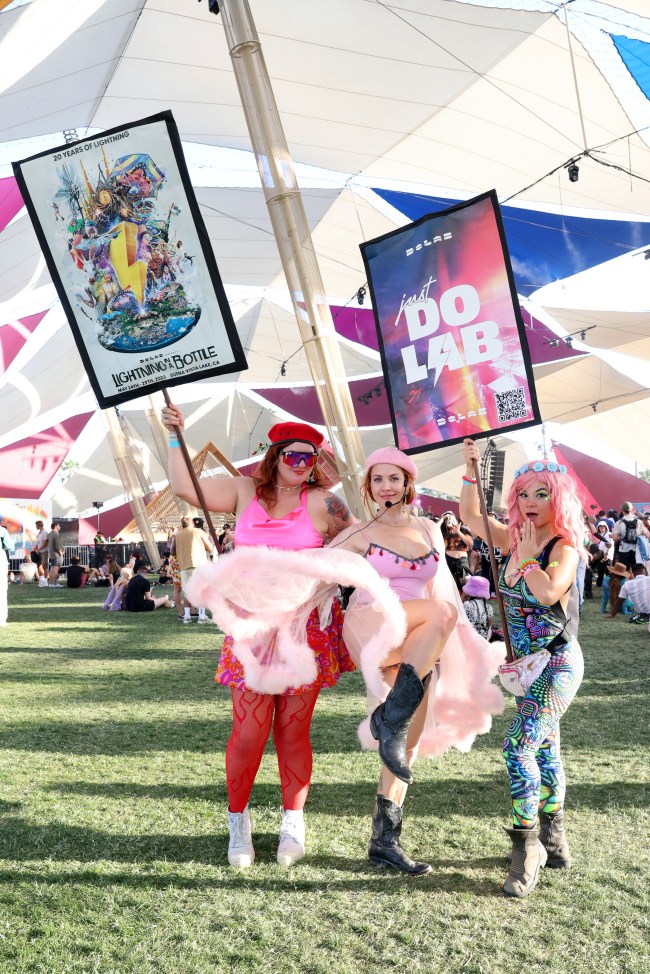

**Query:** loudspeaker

left=485, top=450, right=505, bottom=510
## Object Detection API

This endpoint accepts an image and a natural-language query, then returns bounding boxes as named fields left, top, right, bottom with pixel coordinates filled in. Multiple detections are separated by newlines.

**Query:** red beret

left=268, top=422, right=324, bottom=448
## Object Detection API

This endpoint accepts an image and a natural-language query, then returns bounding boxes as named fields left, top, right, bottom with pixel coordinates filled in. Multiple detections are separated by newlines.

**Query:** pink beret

left=365, top=447, right=418, bottom=480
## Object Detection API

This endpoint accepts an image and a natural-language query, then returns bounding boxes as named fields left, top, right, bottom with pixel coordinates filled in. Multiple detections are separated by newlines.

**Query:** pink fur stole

left=185, top=546, right=406, bottom=694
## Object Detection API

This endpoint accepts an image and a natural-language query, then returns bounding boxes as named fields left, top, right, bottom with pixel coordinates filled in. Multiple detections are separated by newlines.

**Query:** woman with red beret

left=162, top=404, right=357, bottom=869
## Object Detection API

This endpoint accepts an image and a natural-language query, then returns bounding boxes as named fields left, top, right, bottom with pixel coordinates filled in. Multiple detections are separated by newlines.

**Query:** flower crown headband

left=513, top=460, right=568, bottom=479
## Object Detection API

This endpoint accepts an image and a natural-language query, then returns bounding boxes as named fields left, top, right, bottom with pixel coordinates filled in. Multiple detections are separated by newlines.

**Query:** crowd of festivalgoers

left=3, top=503, right=650, bottom=628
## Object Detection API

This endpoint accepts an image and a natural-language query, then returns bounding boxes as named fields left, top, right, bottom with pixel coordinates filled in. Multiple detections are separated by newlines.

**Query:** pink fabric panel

left=0, top=413, right=94, bottom=498
left=0, top=176, right=24, bottom=235
left=553, top=442, right=650, bottom=513
left=78, top=502, right=135, bottom=544
left=0, top=311, right=49, bottom=372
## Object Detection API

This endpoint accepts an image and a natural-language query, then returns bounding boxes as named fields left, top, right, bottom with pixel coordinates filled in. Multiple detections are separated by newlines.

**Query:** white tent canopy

left=1, top=0, right=650, bottom=512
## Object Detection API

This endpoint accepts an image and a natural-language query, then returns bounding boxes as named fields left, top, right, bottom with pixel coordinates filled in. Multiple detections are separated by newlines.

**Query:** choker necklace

left=274, top=482, right=301, bottom=492
left=380, top=511, right=410, bottom=527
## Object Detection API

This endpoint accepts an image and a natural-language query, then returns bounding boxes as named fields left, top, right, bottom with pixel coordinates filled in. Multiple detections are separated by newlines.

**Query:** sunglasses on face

left=280, top=450, right=318, bottom=468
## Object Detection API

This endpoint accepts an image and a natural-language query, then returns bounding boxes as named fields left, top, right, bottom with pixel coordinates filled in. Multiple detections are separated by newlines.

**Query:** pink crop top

left=235, top=489, right=324, bottom=551
left=364, top=530, right=439, bottom=601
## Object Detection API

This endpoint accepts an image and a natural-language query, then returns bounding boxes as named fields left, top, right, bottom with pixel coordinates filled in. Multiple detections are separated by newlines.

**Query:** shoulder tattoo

left=325, top=495, right=352, bottom=525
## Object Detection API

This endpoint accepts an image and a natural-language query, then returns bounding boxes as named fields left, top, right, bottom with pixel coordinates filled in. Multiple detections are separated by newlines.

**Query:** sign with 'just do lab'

left=361, top=190, right=540, bottom=454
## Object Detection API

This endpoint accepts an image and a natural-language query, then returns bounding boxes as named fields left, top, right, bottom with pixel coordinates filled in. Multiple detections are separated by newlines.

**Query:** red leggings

left=226, top=686, right=320, bottom=813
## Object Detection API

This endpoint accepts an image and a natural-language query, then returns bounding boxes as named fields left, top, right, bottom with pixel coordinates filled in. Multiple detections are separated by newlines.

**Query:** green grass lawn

left=0, top=582, right=648, bottom=974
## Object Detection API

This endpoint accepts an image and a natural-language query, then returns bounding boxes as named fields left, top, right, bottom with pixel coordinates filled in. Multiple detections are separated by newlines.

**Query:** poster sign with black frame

left=13, top=110, right=247, bottom=407
left=360, top=190, right=540, bottom=454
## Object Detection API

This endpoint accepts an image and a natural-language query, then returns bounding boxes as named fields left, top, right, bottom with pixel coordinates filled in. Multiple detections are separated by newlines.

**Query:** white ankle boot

left=227, top=806, right=254, bottom=867
left=277, top=809, right=305, bottom=866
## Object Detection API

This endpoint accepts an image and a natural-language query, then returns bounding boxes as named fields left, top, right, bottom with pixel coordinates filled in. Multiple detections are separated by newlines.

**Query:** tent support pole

left=104, top=408, right=161, bottom=570
left=216, top=0, right=367, bottom=519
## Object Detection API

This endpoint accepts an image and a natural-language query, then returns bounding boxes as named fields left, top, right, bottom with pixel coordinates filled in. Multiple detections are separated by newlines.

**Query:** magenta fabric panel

left=78, top=502, right=135, bottom=544
left=330, top=305, right=379, bottom=351
left=253, top=377, right=391, bottom=428
left=0, top=310, right=49, bottom=372
left=554, top=442, right=650, bottom=513
left=0, top=413, right=94, bottom=498
left=520, top=307, right=586, bottom=366
left=0, top=176, right=24, bottom=235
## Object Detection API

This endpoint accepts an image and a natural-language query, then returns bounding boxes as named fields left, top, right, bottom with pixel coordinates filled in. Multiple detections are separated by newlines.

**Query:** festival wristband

left=522, top=563, right=541, bottom=579
left=462, top=476, right=477, bottom=485
left=168, top=438, right=181, bottom=449
left=518, top=558, right=538, bottom=571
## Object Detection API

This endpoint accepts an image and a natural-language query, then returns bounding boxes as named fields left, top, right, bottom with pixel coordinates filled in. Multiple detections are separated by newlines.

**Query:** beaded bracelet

left=521, top=562, right=541, bottom=579
left=461, top=476, right=477, bottom=485
left=168, top=438, right=181, bottom=449
left=518, top=558, right=538, bottom=572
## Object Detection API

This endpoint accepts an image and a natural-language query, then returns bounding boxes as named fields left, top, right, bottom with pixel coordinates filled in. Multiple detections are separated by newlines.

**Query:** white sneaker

left=227, top=806, right=254, bottom=868
left=277, top=809, right=305, bottom=866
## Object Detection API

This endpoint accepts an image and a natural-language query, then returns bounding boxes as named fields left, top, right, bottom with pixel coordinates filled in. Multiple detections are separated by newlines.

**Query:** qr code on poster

left=495, top=387, right=528, bottom=423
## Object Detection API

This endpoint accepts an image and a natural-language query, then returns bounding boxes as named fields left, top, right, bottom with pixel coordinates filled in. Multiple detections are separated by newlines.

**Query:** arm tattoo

left=325, top=495, right=352, bottom=526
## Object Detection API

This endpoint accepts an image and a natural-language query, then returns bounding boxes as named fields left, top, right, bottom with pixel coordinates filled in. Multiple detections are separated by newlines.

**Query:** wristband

left=521, top=562, right=541, bottom=579
left=168, top=438, right=181, bottom=449
left=518, top=558, right=538, bottom=572
left=461, top=476, right=477, bottom=485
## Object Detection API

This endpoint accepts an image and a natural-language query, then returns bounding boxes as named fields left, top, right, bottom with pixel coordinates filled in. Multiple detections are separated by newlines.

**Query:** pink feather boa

left=185, top=546, right=406, bottom=695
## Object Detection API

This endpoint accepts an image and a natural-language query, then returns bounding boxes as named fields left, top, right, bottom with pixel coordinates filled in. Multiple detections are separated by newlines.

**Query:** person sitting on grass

left=125, top=562, right=173, bottom=613
left=95, top=554, right=120, bottom=588
left=608, top=564, right=650, bottom=623
left=158, top=556, right=173, bottom=585
left=66, top=555, right=96, bottom=588
left=19, top=552, right=38, bottom=585
left=102, top=567, right=133, bottom=611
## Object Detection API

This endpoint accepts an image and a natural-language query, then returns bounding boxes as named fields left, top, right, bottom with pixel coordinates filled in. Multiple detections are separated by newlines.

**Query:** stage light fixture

left=549, top=339, right=559, bottom=348
left=356, top=286, right=367, bottom=306
left=567, top=163, right=579, bottom=183
left=280, top=362, right=287, bottom=377
left=564, top=335, right=573, bottom=347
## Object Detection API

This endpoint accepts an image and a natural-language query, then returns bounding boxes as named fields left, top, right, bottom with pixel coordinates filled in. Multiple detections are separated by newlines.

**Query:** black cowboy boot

left=370, top=664, right=431, bottom=784
left=368, top=795, right=432, bottom=876
left=503, top=827, right=547, bottom=897
left=539, top=810, right=571, bottom=868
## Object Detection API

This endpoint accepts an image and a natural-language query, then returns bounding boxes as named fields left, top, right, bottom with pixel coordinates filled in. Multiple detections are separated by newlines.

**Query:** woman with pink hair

left=461, top=439, right=586, bottom=899
left=335, top=447, right=504, bottom=875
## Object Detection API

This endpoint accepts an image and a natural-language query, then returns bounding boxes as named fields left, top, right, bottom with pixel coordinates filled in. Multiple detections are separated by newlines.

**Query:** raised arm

left=459, top=439, right=510, bottom=552
left=161, top=402, right=245, bottom=514
left=513, top=527, right=579, bottom=606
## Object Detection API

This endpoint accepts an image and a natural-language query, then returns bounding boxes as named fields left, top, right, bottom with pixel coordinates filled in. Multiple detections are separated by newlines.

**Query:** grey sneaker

left=277, top=809, right=305, bottom=866
left=227, top=806, right=254, bottom=867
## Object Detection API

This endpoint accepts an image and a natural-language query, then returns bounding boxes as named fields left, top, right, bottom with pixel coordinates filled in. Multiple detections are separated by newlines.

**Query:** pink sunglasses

left=280, top=450, right=318, bottom=469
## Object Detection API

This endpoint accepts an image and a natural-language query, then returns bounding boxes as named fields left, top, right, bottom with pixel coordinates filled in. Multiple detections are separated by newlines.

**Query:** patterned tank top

left=498, top=537, right=578, bottom=659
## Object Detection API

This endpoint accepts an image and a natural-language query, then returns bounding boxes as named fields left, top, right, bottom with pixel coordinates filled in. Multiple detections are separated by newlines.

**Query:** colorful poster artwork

left=0, top=498, right=52, bottom=548
left=361, top=191, right=540, bottom=454
left=13, top=112, right=247, bottom=407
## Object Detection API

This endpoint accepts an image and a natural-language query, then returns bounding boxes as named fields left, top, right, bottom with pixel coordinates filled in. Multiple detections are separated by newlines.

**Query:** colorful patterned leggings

left=503, top=639, right=584, bottom=828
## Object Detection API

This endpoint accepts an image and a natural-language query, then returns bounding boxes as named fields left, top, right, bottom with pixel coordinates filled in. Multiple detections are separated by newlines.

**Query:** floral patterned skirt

left=215, top=600, right=354, bottom=695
